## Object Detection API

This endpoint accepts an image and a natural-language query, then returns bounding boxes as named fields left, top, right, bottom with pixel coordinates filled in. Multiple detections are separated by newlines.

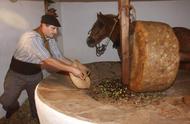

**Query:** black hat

left=41, top=14, right=61, bottom=27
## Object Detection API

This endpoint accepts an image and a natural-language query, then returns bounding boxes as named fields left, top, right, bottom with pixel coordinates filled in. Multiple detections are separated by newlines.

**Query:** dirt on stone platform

left=86, top=62, right=190, bottom=124
left=88, top=78, right=166, bottom=107
left=0, top=61, right=190, bottom=124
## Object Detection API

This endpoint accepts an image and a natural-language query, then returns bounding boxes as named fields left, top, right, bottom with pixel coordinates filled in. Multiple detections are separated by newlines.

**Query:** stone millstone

left=129, top=21, right=180, bottom=92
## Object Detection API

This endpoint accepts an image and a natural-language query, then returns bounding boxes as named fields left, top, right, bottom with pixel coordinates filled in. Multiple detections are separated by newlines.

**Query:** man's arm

left=59, top=57, right=73, bottom=65
left=41, top=58, right=85, bottom=79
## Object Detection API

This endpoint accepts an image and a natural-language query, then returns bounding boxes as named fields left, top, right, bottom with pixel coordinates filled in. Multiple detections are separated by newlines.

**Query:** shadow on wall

left=0, top=8, right=29, bottom=30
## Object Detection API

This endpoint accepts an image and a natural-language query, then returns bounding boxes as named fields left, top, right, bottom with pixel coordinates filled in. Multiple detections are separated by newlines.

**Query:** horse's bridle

left=90, top=5, right=136, bottom=57
left=95, top=16, right=119, bottom=56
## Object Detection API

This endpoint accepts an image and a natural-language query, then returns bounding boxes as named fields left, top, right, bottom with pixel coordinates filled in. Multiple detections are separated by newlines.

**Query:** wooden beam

left=39, top=0, right=176, bottom=2
left=44, top=0, right=48, bottom=14
left=118, top=0, right=130, bottom=85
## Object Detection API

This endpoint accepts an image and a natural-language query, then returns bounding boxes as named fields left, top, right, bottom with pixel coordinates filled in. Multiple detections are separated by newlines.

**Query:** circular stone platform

left=35, top=62, right=190, bottom=124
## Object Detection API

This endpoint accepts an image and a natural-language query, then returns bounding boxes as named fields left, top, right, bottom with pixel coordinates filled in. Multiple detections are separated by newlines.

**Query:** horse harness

left=95, top=16, right=119, bottom=56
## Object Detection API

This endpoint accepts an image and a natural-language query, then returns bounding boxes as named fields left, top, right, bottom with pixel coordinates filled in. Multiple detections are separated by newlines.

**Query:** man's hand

left=71, top=64, right=86, bottom=80
left=69, top=60, right=91, bottom=89
left=73, top=60, right=91, bottom=76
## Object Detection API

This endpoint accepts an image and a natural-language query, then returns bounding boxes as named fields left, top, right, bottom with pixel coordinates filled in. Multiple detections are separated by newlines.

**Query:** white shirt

left=13, top=31, right=63, bottom=64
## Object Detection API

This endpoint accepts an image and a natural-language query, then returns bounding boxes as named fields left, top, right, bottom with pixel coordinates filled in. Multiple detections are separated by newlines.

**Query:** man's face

left=42, top=24, right=58, bottom=38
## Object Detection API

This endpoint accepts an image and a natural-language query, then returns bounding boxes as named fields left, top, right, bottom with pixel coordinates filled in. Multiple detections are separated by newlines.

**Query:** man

left=0, top=14, right=87, bottom=119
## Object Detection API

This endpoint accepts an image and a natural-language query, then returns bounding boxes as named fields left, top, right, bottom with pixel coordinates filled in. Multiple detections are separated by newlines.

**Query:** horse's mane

left=105, top=14, right=117, bottom=18
left=101, top=14, right=117, bottom=20
left=97, top=14, right=118, bottom=26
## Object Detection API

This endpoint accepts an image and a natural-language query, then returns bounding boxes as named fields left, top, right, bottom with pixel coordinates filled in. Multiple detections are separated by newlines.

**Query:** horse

left=86, top=12, right=190, bottom=69
left=87, top=12, right=121, bottom=57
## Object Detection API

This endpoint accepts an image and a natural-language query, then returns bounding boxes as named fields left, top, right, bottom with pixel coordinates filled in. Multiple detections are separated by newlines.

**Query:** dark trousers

left=0, top=69, right=43, bottom=118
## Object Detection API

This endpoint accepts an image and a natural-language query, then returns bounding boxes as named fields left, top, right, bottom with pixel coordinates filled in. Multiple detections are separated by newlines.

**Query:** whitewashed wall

left=0, top=0, right=190, bottom=119
left=59, top=0, right=190, bottom=63
left=0, top=0, right=44, bottom=118
left=134, top=0, right=190, bottom=27
left=60, top=2, right=120, bottom=63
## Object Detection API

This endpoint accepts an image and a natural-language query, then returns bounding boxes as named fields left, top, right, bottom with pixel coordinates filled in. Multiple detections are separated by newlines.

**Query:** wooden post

left=44, top=0, right=48, bottom=14
left=118, top=0, right=130, bottom=85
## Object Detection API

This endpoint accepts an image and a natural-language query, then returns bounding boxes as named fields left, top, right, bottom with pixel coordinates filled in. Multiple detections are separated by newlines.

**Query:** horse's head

left=87, top=6, right=136, bottom=57
left=87, top=12, right=119, bottom=47
left=87, top=12, right=119, bottom=56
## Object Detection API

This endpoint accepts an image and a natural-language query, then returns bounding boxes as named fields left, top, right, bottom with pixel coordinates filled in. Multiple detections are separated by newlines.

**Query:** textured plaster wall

left=59, top=0, right=190, bottom=63
left=0, top=0, right=44, bottom=118
left=0, top=0, right=189, bottom=119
